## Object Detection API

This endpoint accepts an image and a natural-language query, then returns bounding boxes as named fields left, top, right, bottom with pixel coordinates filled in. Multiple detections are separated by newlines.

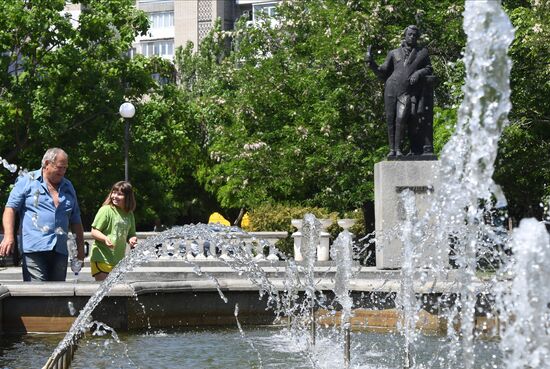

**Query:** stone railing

left=2, top=220, right=356, bottom=266
left=291, top=218, right=356, bottom=262
left=148, top=230, right=288, bottom=261
left=140, top=220, right=356, bottom=262
left=84, top=230, right=289, bottom=261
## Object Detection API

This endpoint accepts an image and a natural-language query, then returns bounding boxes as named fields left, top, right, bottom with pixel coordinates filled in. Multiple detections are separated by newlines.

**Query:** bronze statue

left=366, top=25, right=436, bottom=158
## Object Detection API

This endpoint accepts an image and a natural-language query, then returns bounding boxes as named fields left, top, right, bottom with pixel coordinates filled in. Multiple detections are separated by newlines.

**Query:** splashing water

left=234, top=303, right=265, bottom=369
left=48, top=224, right=289, bottom=360
left=397, top=189, right=421, bottom=369
left=33, top=189, right=40, bottom=207
left=498, top=219, right=550, bottom=369
left=331, top=228, right=354, bottom=328
left=374, top=1, right=523, bottom=368
left=301, top=214, right=321, bottom=290
left=418, top=2, right=515, bottom=368
left=67, top=301, right=76, bottom=316
left=45, top=214, right=363, bottom=368
left=1, top=157, right=18, bottom=173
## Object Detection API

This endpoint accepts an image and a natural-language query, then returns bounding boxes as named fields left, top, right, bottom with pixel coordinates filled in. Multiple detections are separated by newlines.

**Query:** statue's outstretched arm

left=366, top=46, right=391, bottom=80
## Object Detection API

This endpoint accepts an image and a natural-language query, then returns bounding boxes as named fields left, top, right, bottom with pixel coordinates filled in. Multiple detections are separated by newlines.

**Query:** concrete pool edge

left=0, top=263, right=498, bottom=335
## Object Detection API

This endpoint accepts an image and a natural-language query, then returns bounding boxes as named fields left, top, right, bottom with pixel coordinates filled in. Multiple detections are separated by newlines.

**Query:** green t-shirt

left=90, top=205, right=136, bottom=266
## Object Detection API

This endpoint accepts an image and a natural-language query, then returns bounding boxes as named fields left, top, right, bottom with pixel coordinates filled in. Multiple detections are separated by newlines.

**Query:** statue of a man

left=366, top=25, right=435, bottom=158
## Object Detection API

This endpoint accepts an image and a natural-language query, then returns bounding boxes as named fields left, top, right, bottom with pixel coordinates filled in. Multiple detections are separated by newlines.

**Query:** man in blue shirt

left=0, top=148, right=85, bottom=281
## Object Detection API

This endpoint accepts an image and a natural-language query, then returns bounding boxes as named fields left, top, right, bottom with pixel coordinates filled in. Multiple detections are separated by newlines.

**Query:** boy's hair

left=103, top=181, right=136, bottom=212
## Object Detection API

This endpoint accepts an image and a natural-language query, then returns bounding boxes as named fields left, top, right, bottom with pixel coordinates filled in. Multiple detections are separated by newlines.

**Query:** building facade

left=66, top=0, right=280, bottom=60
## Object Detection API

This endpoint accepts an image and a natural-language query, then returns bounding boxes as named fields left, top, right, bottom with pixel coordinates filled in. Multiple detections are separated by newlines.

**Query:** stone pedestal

left=374, top=160, right=441, bottom=269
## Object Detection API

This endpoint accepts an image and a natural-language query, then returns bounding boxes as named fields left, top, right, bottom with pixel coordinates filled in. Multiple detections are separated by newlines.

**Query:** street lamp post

left=119, top=102, right=135, bottom=182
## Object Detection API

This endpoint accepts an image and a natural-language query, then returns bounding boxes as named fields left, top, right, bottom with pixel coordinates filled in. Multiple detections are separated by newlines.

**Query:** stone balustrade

left=291, top=218, right=356, bottom=262
left=82, top=220, right=356, bottom=262
left=83, top=230, right=288, bottom=261
left=1, top=220, right=357, bottom=267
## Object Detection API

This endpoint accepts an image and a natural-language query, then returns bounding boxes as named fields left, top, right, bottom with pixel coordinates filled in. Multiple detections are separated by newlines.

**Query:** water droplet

left=68, top=301, right=76, bottom=316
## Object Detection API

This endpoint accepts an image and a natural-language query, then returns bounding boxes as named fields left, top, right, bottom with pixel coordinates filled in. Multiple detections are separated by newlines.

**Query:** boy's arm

left=91, top=227, right=114, bottom=248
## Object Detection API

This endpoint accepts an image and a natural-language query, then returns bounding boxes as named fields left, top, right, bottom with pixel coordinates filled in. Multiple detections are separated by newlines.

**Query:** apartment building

left=66, top=0, right=280, bottom=60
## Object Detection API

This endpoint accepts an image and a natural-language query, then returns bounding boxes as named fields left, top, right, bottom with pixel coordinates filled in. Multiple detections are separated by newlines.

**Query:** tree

left=177, top=0, right=549, bottom=224
left=0, top=0, right=175, bottom=227
left=2, top=0, right=546, bottom=229
left=130, top=78, right=215, bottom=226
left=494, top=0, right=550, bottom=221
left=187, top=3, right=384, bottom=215
left=183, top=0, right=467, bottom=218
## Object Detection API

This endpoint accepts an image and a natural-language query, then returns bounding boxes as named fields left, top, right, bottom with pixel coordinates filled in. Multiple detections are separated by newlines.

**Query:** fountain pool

left=1, top=327, right=501, bottom=369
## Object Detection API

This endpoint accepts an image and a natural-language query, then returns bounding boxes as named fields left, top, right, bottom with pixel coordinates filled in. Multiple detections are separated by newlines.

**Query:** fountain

left=497, top=219, right=550, bottom=369
left=0, top=1, right=549, bottom=369
left=426, top=2, right=517, bottom=368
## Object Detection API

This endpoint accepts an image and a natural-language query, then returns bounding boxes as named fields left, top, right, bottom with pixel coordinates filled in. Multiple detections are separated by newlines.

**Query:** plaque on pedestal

left=374, top=160, right=442, bottom=269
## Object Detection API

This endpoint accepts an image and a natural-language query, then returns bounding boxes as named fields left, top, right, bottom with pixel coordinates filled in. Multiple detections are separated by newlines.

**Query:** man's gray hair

left=41, top=148, right=67, bottom=168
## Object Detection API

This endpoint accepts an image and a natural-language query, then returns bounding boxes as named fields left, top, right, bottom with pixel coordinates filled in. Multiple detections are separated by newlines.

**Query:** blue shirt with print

left=6, top=169, right=82, bottom=255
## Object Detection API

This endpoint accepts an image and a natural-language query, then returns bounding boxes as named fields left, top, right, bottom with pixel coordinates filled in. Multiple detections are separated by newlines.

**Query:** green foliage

left=178, top=0, right=481, bottom=217
left=0, top=0, right=207, bottom=229
left=433, top=107, right=457, bottom=153
left=1, top=0, right=548, bottom=229
left=247, top=203, right=366, bottom=257
left=341, top=208, right=367, bottom=239
left=172, top=0, right=549, bottom=223
left=130, top=81, right=207, bottom=225
left=0, top=0, right=151, bottom=223
left=247, top=203, right=339, bottom=233
left=274, top=236, right=294, bottom=258
left=495, top=123, right=550, bottom=220
left=493, top=1, right=550, bottom=221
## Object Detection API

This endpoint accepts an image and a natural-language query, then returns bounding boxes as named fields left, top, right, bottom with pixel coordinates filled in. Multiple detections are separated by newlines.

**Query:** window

left=126, top=47, right=137, bottom=58
left=149, top=11, right=174, bottom=29
left=253, top=4, right=277, bottom=17
left=252, top=2, right=278, bottom=24
left=152, top=73, right=171, bottom=85
left=140, top=40, right=174, bottom=57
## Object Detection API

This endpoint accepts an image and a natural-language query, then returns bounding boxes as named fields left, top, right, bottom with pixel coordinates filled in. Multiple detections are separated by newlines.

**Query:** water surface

left=0, top=326, right=501, bottom=369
